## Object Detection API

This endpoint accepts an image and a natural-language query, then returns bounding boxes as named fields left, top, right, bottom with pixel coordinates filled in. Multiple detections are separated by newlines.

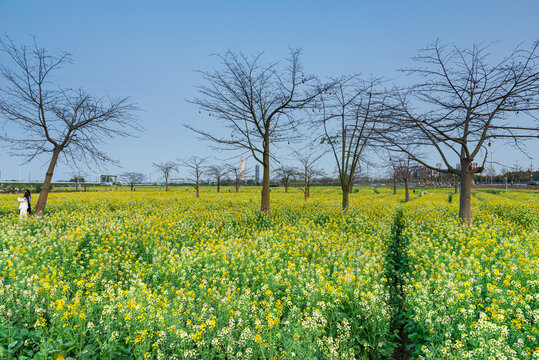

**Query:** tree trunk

left=165, top=175, right=169, bottom=192
left=393, top=176, right=397, bottom=195
left=342, top=185, right=349, bottom=210
left=459, top=160, right=472, bottom=226
left=217, top=178, right=220, bottom=193
left=235, top=181, right=239, bottom=193
left=284, top=182, right=288, bottom=193
left=404, top=177, right=410, bottom=202
left=34, top=149, right=61, bottom=216
left=260, top=147, right=270, bottom=214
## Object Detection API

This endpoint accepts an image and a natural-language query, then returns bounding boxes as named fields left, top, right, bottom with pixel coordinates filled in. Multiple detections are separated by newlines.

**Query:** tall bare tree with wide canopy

left=188, top=49, right=328, bottom=214
left=318, top=76, right=387, bottom=209
left=383, top=41, right=539, bottom=225
left=0, top=37, right=138, bottom=215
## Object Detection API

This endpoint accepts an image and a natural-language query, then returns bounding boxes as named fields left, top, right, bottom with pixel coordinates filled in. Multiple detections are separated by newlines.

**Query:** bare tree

left=318, top=76, right=387, bottom=209
left=0, top=37, right=139, bottom=216
left=383, top=41, right=539, bottom=225
left=390, top=156, right=412, bottom=202
left=295, top=148, right=325, bottom=200
left=273, top=165, right=296, bottom=193
left=69, top=171, right=87, bottom=192
left=207, top=164, right=228, bottom=193
left=385, top=157, right=398, bottom=195
left=228, top=162, right=246, bottom=193
left=187, top=49, right=330, bottom=214
left=153, top=161, right=178, bottom=191
left=121, top=172, right=146, bottom=191
left=181, top=156, right=207, bottom=198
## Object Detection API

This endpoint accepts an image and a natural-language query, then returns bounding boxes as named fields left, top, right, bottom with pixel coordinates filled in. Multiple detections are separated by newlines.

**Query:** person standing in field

left=24, top=189, right=32, bottom=215
left=17, top=192, right=28, bottom=218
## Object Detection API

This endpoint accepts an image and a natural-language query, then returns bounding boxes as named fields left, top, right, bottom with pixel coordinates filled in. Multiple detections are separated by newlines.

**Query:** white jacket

left=17, top=196, right=28, bottom=210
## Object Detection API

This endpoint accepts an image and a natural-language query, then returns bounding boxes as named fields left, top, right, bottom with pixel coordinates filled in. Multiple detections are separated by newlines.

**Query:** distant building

left=409, top=165, right=428, bottom=179
left=99, top=174, right=117, bottom=185
left=409, top=165, right=440, bottom=179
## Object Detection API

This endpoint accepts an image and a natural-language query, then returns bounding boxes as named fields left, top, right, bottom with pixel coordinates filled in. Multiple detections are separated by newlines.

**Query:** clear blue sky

left=1, top=0, right=538, bottom=182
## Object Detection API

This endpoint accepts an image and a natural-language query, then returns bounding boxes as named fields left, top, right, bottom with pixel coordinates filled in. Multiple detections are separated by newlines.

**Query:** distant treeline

left=475, top=171, right=538, bottom=184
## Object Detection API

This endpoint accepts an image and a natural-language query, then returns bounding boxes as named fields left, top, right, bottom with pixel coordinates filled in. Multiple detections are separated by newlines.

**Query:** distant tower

left=255, top=164, right=260, bottom=183
left=240, top=157, right=245, bottom=181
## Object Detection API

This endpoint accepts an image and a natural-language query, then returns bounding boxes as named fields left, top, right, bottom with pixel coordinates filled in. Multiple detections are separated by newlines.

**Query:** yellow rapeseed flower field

left=0, top=186, right=537, bottom=359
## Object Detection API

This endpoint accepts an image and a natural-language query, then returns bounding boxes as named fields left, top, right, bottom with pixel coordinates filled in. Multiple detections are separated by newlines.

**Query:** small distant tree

left=121, top=172, right=146, bottom=191
left=181, top=156, right=207, bottom=198
left=501, top=168, right=509, bottom=181
left=386, top=158, right=398, bottom=195
left=228, top=163, right=246, bottom=193
left=69, top=171, right=86, bottom=192
left=391, top=156, right=412, bottom=202
left=295, top=149, right=325, bottom=200
left=0, top=36, right=139, bottom=216
left=207, top=164, right=228, bottom=193
left=511, top=162, right=524, bottom=184
left=153, top=161, right=178, bottom=191
left=274, top=165, right=297, bottom=193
